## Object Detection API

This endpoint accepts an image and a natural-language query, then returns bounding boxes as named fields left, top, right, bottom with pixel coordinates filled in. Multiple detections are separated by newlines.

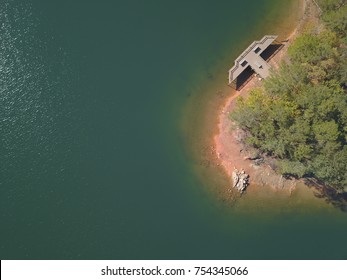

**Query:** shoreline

left=213, top=0, right=319, bottom=194
left=179, top=0, right=327, bottom=208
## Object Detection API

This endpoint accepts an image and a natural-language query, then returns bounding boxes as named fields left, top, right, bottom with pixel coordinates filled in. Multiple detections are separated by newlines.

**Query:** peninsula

left=215, top=0, right=347, bottom=207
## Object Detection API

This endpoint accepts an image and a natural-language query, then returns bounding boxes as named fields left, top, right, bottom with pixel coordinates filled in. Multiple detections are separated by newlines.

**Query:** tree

left=320, top=1, right=347, bottom=37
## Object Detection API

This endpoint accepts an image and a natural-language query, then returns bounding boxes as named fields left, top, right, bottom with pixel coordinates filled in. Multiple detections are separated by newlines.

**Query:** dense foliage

left=231, top=0, right=347, bottom=190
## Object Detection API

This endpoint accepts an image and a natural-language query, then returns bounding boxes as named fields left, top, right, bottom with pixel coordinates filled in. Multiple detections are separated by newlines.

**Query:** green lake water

left=1, top=0, right=346, bottom=259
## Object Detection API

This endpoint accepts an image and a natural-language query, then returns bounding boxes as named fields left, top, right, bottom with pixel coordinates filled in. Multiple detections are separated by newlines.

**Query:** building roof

left=228, top=35, right=278, bottom=84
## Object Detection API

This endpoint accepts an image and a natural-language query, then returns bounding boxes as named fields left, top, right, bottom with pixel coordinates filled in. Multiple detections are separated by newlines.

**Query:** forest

left=230, top=0, right=347, bottom=191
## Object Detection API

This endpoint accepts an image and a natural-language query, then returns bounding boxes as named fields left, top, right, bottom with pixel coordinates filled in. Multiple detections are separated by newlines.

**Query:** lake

left=1, top=0, right=346, bottom=259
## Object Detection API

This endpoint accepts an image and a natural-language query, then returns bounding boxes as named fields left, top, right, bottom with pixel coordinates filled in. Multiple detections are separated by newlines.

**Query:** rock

left=231, top=168, right=250, bottom=193
left=232, top=168, right=239, bottom=188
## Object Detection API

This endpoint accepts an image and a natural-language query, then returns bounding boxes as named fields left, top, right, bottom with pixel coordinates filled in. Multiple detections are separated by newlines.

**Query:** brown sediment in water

left=214, top=0, right=321, bottom=196
left=182, top=0, right=325, bottom=206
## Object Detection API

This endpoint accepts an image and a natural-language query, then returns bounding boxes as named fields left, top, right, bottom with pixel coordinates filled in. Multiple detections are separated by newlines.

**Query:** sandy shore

left=213, top=0, right=319, bottom=193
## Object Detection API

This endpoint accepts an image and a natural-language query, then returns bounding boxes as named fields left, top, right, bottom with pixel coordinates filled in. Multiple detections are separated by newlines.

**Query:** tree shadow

left=305, top=178, right=347, bottom=212
left=266, top=158, right=347, bottom=212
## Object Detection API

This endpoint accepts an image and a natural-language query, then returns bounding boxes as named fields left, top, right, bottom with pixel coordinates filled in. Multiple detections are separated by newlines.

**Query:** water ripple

left=0, top=0, right=78, bottom=190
